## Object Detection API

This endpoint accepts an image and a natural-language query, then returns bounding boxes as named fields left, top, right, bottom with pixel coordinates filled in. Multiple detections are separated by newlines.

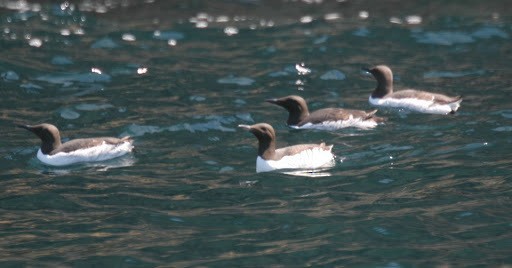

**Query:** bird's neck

left=258, top=138, right=276, bottom=160
left=287, top=106, right=309, bottom=125
left=372, top=78, right=393, bottom=98
left=40, top=139, right=61, bottom=154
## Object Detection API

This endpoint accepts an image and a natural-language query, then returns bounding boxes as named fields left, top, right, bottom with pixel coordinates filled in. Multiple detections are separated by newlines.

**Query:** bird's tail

left=366, top=110, right=387, bottom=123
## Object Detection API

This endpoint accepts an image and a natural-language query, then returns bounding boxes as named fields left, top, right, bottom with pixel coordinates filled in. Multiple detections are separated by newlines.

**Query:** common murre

left=18, top=123, right=134, bottom=166
left=238, top=123, right=335, bottom=173
left=267, top=95, right=385, bottom=130
left=364, top=65, right=462, bottom=114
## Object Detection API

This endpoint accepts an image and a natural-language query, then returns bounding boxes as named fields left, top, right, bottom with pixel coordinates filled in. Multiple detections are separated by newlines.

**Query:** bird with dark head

left=238, top=122, right=335, bottom=173
left=363, top=65, right=462, bottom=114
left=18, top=123, right=134, bottom=166
left=266, top=95, right=385, bottom=130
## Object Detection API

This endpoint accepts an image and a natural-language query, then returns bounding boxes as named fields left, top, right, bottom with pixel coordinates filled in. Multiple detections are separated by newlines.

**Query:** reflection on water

left=281, top=170, right=332, bottom=178
left=1, top=0, right=512, bottom=266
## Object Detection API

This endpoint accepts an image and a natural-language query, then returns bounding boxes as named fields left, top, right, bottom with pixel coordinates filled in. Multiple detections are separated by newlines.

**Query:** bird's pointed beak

left=238, top=124, right=251, bottom=130
left=265, top=98, right=279, bottom=104
left=16, top=124, right=31, bottom=131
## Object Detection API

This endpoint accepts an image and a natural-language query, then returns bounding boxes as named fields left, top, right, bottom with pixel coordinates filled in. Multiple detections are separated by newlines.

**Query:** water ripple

left=36, top=72, right=111, bottom=85
left=217, top=75, right=255, bottom=86
left=411, top=25, right=509, bottom=46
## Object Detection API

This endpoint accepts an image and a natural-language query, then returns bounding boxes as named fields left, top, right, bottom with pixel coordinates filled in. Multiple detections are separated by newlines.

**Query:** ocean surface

left=1, top=0, right=511, bottom=267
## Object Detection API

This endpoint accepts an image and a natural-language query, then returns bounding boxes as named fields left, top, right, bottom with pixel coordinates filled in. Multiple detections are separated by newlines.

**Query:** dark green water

left=1, top=0, right=512, bottom=267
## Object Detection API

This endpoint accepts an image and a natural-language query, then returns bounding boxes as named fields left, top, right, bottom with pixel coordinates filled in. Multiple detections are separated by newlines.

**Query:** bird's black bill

left=16, top=124, right=31, bottom=130
left=238, top=124, right=251, bottom=130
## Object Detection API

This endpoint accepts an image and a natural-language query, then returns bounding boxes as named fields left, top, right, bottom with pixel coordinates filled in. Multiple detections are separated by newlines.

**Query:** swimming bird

left=238, top=123, right=335, bottom=173
left=364, top=65, right=462, bottom=114
left=18, top=123, right=134, bottom=166
left=266, top=95, right=385, bottom=130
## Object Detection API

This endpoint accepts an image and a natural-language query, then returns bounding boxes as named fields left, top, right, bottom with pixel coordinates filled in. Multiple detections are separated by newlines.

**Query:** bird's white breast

left=369, top=96, right=459, bottom=114
left=255, top=148, right=335, bottom=173
left=293, top=116, right=378, bottom=130
left=37, top=141, right=134, bottom=166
